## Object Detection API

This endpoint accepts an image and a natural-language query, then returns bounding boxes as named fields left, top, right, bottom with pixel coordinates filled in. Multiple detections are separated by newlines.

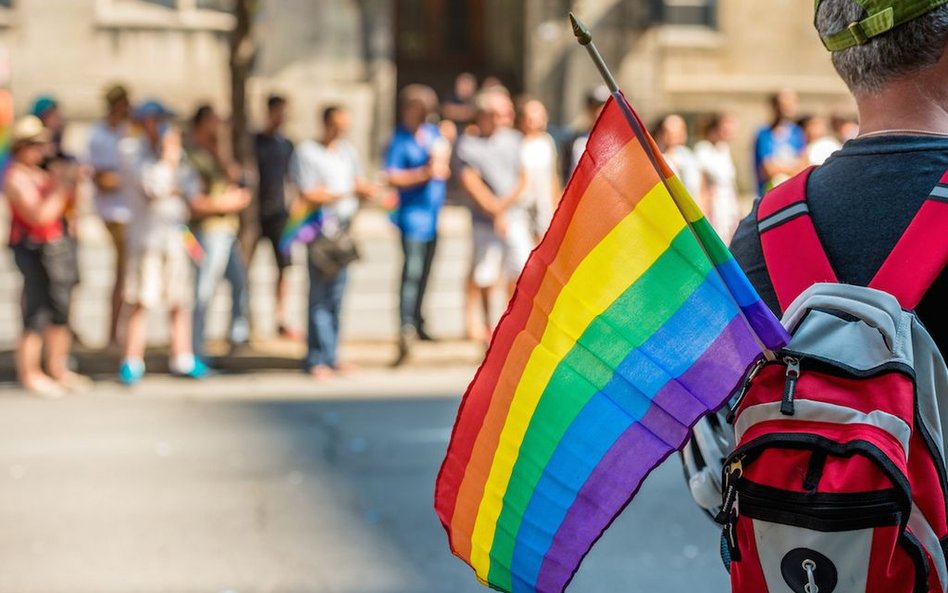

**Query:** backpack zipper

left=780, top=356, right=802, bottom=416
left=738, top=481, right=902, bottom=530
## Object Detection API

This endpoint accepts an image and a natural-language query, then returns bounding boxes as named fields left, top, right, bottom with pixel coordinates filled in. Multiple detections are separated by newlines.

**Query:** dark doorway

left=395, top=0, right=487, bottom=98
left=393, top=0, right=525, bottom=203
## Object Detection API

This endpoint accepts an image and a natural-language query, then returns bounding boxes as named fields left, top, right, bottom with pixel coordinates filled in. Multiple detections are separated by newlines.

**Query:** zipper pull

left=717, top=457, right=744, bottom=560
left=780, top=357, right=801, bottom=416
left=715, top=458, right=743, bottom=524
left=726, top=357, right=766, bottom=424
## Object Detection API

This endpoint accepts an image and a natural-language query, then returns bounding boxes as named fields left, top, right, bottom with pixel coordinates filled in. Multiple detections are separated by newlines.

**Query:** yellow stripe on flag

left=468, top=181, right=688, bottom=579
left=665, top=175, right=704, bottom=224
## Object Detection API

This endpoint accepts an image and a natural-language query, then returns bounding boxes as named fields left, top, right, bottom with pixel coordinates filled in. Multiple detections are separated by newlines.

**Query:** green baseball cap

left=816, top=0, right=948, bottom=51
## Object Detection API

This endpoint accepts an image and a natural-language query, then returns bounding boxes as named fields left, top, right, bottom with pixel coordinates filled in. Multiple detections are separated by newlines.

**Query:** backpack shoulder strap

left=869, top=169, right=948, bottom=310
left=757, top=167, right=838, bottom=313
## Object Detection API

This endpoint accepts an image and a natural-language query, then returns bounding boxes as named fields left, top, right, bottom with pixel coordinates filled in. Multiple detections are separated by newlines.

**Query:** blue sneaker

left=174, top=358, right=213, bottom=380
left=119, top=359, right=146, bottom=385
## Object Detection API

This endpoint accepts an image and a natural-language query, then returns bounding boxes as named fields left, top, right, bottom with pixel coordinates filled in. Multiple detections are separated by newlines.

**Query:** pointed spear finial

left=568, top=12, right=619, bottom=93
left=569, top=12, right=592, bottom=46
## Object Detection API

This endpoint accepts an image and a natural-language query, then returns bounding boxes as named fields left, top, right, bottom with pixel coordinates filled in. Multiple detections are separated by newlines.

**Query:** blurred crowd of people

left=2, top=75, right=857, bottom=398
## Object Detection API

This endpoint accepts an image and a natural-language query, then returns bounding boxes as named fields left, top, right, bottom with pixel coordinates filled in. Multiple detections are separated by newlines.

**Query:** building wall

left=2, top=0, right=387, bottom=165
left=522, top=0, right=856, bottom=193
left=6, top=0, right=232, bottom=130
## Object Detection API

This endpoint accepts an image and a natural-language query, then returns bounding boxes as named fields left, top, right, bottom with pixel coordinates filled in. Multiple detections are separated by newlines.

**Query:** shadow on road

left=0, top=392, right=728, bottom=593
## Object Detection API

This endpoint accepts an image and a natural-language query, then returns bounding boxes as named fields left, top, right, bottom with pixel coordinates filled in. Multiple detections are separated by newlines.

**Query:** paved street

left=0, top=368, right=728, bottom=593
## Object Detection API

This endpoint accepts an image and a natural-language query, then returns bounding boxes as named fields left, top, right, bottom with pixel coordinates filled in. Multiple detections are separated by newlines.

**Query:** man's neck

left=320, top=133, right=340, bottom=147
left=106, top=114, right=124, bottom=128
left=856, top=74, right=948, bottom=136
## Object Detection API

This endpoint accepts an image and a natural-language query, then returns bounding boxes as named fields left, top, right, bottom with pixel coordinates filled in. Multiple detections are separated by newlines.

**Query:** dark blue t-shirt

left=732, top=134, right=948, bottom=353
left=385, top=123, right=447, bottom=242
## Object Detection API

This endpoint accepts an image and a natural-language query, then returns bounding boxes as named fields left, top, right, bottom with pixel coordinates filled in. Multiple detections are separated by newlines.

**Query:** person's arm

left=387, top=166, right=433, bottom=189
left=757, top=130, right=806, bottom=181
left=355, top=177, right=380, bottom=201
left=5, top=172, right=71, bottom=227
left=498, top=169, right=528, bottom=211
left=189, top=186, right=251, bottom=216
left=459, top=165, right=501, bottom=217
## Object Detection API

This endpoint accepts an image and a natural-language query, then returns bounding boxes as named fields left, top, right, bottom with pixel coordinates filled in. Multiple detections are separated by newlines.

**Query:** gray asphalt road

left=0, top=386, right=728, bottom=593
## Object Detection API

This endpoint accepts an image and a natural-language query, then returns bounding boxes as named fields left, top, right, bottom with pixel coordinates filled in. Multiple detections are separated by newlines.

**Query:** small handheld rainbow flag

left=280, top=199, right=322, bottom=255
left=0, top=89, right=12, bottom=182
left=434, top=95, right=788, bottom=593
left=180, top=225, right=204, bottom=263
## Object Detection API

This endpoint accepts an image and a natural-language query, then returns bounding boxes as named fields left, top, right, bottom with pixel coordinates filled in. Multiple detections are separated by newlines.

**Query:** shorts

left=471, top=215, right=535, bottom=288
left=124, top=245, right=192, bottom=309
left=12, top=241, right=73, bottom=332
left=259, top=213, right=291, bottom=269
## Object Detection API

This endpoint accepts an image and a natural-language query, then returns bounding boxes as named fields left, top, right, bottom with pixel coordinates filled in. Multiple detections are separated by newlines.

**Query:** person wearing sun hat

left=4, top=116, right=92, bottom=398
left=732, top=0, right=948, bottom=353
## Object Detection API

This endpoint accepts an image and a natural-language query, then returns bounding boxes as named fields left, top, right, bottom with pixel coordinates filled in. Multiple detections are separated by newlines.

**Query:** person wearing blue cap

left=88, top=83, right=133, bottom=346
left=115, top=100, right=210, bottom=385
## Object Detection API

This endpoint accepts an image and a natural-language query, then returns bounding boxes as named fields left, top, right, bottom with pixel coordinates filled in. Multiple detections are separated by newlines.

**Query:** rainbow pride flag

left=0, top=89, right=12, bottom=181
left=434, top=95, right=788, bottom=593
left=279, top=198, right=322, bottom=255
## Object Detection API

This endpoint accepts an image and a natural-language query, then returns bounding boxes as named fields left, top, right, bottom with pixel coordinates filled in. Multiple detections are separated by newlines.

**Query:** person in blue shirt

left=754, top=89, right=808, bottom=197
left=385, top=85, right=451, bottom=367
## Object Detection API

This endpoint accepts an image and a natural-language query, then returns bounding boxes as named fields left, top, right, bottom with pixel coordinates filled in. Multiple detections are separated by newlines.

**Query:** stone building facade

left=1, top=0, right=854, bottom=189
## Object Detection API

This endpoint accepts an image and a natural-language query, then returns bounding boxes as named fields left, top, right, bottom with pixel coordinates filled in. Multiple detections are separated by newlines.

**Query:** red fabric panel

left=739, top=422, right=909, bottom=479
left=758, top=170, right=838, bottom=311
left=908, top=430, right=948, bottom=540
left=745, top=447, right=895, bottom=494
left=730, top=520, right=770, bottom=593
left=756, top=168, right=813, bottom=218
left=867, top=526, right=920, bottom=593
left=743, top=367, right=915, bottom=421
left=870, top=198, right=948, bottom=310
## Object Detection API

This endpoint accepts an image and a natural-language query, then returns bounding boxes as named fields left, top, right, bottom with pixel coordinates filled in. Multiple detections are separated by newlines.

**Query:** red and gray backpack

left=722, top=168, right=948, bottom=593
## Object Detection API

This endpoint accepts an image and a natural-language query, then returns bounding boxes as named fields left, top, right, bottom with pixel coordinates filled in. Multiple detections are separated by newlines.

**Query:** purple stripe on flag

left=741, top=298, right=788, bottom=351
left=533, top=319, right=759, bottom=593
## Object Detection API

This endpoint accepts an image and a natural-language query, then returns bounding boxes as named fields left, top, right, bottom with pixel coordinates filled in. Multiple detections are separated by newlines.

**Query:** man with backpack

left=710, top=1, right=948, bottom=591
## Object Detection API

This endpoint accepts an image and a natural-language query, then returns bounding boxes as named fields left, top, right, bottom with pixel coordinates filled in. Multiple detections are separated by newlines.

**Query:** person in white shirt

left=800, top=114, right=843, bottom=166
left=291, top=106, right=377, bottom=380
left=654, top=113, right=705, bottom=204
left=88, top=84, right=133, bottom=346
left=116, top=102, right=210, bottom=385
left=694, top=113, right=742, bottom=244
left=518, top=98, right=562, bottom=240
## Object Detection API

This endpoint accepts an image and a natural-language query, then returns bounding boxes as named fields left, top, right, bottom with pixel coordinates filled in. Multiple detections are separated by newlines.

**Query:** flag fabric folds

left=434, top=95, right=788, bottom=593
left=279, top=199, right=323, bottom=255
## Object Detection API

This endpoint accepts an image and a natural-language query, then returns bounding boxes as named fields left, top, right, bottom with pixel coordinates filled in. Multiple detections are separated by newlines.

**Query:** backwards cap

left=816, top=0, right=948, bottom=51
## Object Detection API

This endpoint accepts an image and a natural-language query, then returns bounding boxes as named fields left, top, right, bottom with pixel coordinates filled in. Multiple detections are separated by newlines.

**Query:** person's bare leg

left=109, top=235, right=126, bottom=347
left=123, top=304, right=147, bottom=362
left=168, top=306, right=192, bottom=360
left=479, top=286, right=493, bottom=343
left=45, top=325, right=90, bottom=394
left=17, top=331, right=60, bottom=393
left=465, top=276, right=485, bottom=341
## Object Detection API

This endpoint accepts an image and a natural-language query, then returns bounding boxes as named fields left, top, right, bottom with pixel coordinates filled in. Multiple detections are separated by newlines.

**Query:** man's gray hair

left=816, top=0, right=948, bottom=94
